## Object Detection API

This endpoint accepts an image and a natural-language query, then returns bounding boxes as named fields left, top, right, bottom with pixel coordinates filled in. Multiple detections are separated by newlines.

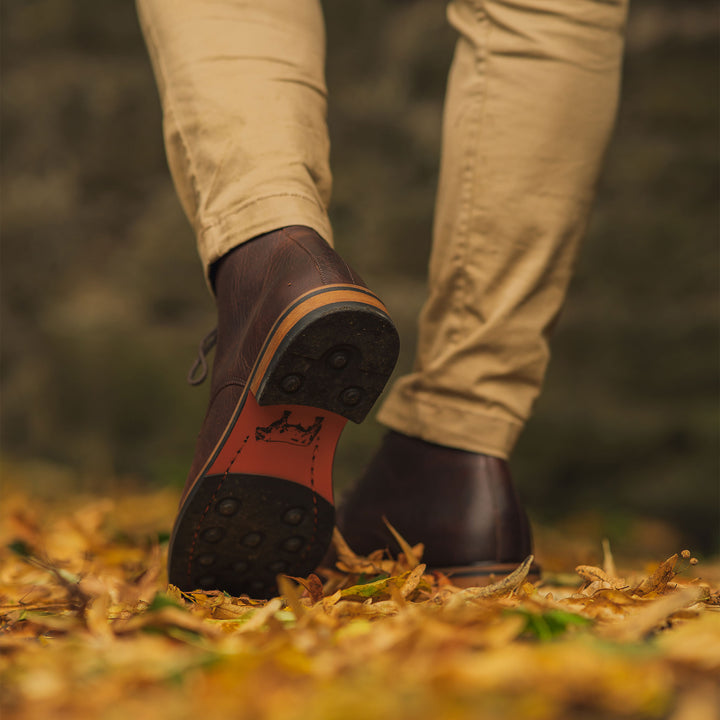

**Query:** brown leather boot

left=337, top=430, right=539, bottom=585
left=168, top=226, right=399, bottom=598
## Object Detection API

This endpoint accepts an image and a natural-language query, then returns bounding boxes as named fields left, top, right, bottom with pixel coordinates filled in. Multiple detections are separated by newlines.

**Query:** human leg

left=136, top=0, right=334, bottom=283
left=339, top=0, right=629, bottom=579
left=137, top=0, right=399, bottom=597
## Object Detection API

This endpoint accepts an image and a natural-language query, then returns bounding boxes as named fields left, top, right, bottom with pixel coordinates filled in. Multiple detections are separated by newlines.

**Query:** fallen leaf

left=445, top=556, right=535, bottom=609
left=382, top=516, right=421, bottom=569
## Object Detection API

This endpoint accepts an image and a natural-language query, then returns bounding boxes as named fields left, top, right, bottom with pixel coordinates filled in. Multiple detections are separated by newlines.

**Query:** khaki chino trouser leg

left=137, top=0, right=628, bottom=459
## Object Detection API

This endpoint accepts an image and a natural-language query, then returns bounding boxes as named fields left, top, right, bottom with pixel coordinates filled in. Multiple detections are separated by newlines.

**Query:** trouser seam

left=451, top=0, right=491, bottom=348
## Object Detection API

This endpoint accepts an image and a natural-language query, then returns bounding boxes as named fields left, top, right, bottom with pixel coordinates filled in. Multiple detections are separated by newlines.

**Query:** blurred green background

left=1, top=1, right=718, bottom=553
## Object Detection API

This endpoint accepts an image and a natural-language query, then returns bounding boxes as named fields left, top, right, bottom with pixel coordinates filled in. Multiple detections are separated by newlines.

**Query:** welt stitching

left=300, top=440, right=322, bottom=562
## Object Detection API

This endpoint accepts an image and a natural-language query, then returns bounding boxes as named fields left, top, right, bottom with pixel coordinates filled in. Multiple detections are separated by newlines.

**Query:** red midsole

left=206, top=392, right=346, bottom=504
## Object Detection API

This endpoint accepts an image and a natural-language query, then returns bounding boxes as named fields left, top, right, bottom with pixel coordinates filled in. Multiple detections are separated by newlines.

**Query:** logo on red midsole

left=255, top=411, right=324, bottom=446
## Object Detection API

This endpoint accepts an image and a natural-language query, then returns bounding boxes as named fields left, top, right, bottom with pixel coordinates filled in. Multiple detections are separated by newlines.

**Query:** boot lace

left=187, top=328, right=217, bottom=385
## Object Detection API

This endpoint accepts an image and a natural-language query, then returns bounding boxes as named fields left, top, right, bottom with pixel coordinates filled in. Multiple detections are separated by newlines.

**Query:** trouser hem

left=376, top=390, right=523, bottom=460
left=197, top=194, right=333, bottom=289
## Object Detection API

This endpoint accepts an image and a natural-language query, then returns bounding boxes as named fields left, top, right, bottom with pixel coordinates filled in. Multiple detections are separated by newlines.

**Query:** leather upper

left=183, top=226, right=366, bottom=497
left=337, top=430, right=533, bottom=566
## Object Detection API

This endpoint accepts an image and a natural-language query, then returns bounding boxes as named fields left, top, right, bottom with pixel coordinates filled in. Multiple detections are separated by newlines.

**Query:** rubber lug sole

left=167, top=474, right=335, bottom=599
left=251, top=292, right=399, bottom=424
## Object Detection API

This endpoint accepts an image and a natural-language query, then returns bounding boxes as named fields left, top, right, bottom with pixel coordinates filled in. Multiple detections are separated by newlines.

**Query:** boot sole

left=436, top=561, right=542, bottom=588
left=168, top=285, right=399, bottom=598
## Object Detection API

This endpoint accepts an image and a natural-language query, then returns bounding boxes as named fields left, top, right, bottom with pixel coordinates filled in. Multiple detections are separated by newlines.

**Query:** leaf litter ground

left=1, top=486, right=718, bottom=720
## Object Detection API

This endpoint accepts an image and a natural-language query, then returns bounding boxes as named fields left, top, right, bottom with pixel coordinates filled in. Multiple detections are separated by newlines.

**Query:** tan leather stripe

left=250, top=288, right=388, bottom=395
